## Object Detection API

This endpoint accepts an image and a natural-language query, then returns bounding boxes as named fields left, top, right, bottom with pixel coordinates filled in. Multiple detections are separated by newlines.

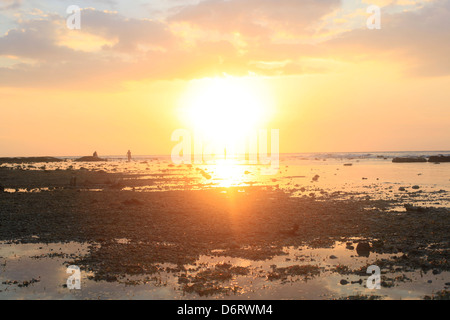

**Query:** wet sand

left=0, top=162, right=449, bottom=299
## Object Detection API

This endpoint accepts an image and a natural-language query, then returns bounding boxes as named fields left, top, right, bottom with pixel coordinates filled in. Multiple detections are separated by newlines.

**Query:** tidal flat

left=0, top=155, right=449, bottom=299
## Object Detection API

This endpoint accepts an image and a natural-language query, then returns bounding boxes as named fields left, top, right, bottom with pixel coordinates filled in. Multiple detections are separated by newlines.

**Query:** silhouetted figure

left=127, top=150, right=132, bottom=162
left=93, top=151, right=98, bottom=158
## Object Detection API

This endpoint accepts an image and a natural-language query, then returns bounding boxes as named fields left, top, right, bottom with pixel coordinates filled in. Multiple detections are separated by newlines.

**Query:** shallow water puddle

left=1, top=240, right=448, bottom=299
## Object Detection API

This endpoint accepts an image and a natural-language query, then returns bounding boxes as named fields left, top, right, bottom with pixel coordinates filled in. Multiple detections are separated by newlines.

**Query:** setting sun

left=1, top=0, right=450, bottom=303
left=179, top=76, right=273, bottom=145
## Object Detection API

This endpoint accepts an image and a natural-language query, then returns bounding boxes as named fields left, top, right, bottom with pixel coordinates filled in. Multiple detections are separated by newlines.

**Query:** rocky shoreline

left=0, top=167, right=449, bottom=299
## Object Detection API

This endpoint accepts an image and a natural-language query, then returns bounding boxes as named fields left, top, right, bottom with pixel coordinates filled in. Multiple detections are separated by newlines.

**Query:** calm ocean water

left=61, top=150, right=450, bottom=162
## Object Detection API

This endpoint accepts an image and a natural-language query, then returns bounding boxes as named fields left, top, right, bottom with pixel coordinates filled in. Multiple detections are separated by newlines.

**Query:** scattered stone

left=356, top=242, right=371, bottom=257
left=346, top=244, right=355, bottom=250
left=340, top=279, right=349, bottom=285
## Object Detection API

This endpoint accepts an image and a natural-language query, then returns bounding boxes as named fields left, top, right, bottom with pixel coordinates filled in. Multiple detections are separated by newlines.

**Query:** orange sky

left=1, top=0, right=449, bottom=156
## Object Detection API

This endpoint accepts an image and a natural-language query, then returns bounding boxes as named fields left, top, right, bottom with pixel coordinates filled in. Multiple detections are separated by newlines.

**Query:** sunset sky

left=0, top=0, right=449, bottom=156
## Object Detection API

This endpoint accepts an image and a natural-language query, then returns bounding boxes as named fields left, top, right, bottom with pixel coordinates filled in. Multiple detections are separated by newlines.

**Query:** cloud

left=0, top=0, right=449, bottom=89
left=0, top=16, right=84, bottom=61
left=169, top=0, right=341, bottom=38
left=0, top=0, right=21, bottom=11
left=326, top=0, right=450, bottom=77
left=80, top=9, right=175, bottom=52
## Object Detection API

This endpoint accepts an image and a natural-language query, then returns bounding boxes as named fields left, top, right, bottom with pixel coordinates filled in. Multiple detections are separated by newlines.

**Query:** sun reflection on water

left=208, top=159, right=249, bottom=188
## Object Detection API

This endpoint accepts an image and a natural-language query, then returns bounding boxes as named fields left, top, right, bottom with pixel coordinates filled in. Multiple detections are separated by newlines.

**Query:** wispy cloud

left=0, top=0, right=448, bottom=89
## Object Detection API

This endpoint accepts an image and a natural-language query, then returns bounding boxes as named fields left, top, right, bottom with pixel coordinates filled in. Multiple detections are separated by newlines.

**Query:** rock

left=404, top=204, right=427, bottom=213
left=105, top=275, right=117, bottom=282
left=312, top=175, right=320, bottom=182
left=0, top=157, right=63, bottom=164
left=392, top=157, right=427, bottom=163
left=412, top=185, right=420, bottom=190
left=330, top=255, right=338, bottom=259
left=340, top=279, right=349, bottom=285
left=428, top=155, right=450, bottom=163
left=399, top=187, right=406, bottom=191
left=356, top=242, right=371, bottom=257
left=432, top=269, right=441, bottom=275
left=75, top=156, right=107, bottom=162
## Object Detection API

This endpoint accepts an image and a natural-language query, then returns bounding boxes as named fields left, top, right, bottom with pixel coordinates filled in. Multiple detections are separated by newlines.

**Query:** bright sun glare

left=180, top=76, right=272, bottom=145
